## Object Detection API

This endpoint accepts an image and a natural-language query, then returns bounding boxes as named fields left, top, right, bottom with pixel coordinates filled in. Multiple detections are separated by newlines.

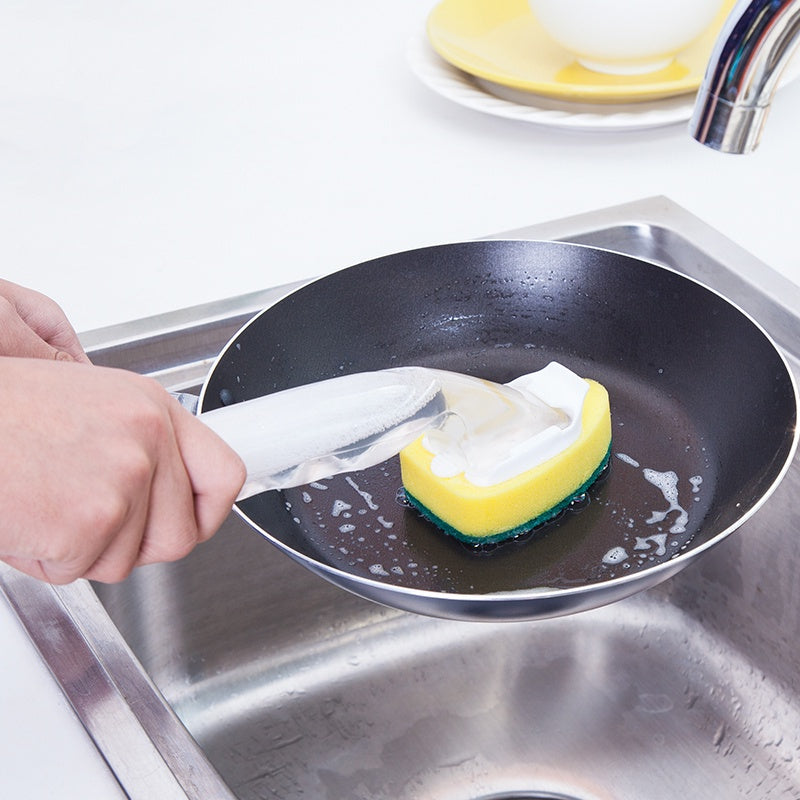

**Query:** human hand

left=0, top=358, right=246, bottom=584
left=0, top=278, right=90, bottom=363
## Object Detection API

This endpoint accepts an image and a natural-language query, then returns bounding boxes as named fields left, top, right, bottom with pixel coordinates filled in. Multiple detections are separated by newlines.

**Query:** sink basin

left=3, top=197, right=800, bottom=799
left=98, top=507, right=800, bottom=800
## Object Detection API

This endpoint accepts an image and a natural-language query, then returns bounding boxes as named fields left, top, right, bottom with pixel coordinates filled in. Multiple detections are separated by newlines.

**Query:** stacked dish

left=409, top=0, right=735, bottom=131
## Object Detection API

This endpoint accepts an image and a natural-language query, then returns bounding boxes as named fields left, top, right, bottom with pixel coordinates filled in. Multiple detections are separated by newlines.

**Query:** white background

left=2, top=1, right=800, bottom=795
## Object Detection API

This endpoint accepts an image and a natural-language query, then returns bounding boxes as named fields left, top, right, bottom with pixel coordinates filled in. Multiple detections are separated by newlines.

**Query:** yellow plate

left=426, top=0, right=734, bottom=103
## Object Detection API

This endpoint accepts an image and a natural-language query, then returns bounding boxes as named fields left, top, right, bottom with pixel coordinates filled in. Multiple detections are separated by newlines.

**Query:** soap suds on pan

left=602, top=453, right=704, bottom=573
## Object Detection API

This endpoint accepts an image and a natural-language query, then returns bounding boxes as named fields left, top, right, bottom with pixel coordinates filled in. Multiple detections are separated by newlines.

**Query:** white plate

left=408, top=34, right=702, bottom=132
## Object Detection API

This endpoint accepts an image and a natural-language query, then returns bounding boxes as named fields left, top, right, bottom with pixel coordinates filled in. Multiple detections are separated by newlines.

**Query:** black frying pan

left=199, top=240, right=798, bottom=621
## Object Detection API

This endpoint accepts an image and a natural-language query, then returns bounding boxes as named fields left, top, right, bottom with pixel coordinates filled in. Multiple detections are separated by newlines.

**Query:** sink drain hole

left=475, top=794, right=585, bottom=800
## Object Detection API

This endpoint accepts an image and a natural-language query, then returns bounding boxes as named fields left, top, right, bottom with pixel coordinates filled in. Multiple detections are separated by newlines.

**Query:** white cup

left=527, top=0, right=726, bottom=75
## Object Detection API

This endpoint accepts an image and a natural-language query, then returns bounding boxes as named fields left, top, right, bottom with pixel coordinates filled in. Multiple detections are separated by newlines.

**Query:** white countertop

left=2, top=1, right=800, bottom=795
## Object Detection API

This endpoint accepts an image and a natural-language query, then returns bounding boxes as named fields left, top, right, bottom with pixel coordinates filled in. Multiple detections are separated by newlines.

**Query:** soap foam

left=602, top=452, right=706, bottom=576
left=643, top=468, right=689, bottom=534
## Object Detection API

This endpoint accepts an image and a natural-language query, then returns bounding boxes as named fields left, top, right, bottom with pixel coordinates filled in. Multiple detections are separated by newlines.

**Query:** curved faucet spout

left=690, top=0, right=800, bottom=153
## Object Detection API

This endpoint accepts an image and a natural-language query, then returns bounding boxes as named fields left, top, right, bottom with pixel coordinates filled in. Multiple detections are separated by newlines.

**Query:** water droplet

left=331, top=500, right=352, bottom=517
left=603, top=546, right=629, bottom=565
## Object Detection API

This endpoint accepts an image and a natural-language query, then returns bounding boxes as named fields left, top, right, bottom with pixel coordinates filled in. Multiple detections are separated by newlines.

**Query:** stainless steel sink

left=3, top=196, right=800, bottom=799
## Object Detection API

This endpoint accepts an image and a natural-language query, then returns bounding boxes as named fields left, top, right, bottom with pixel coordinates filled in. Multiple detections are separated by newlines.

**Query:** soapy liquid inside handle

left=423, top=369, right=570, bottom=480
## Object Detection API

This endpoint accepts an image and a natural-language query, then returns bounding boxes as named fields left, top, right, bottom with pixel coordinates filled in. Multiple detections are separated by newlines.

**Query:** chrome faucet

left=690, top=0, right=800, bottom=153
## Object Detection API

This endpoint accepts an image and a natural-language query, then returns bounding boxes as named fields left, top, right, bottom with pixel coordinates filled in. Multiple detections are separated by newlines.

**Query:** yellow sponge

left=399, top=377, right=611, bottom=543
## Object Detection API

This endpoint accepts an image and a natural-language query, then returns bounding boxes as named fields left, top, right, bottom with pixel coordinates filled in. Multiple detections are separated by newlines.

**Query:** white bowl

left=527, top=0, right=726, bottom=75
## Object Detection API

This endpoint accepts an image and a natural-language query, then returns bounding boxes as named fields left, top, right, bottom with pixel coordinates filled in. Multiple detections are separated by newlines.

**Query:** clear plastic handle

left=197, top=368, right=446, bottom=498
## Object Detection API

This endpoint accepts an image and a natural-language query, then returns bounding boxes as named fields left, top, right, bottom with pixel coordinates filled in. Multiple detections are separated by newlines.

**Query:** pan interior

left=204, top=240, right=796, bottom=597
